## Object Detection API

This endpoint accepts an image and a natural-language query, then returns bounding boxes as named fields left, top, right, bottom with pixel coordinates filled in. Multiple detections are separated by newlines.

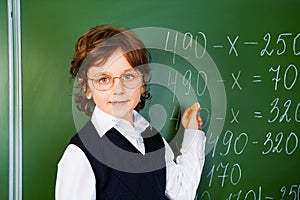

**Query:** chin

left=111, top=106, right=133, bottom=119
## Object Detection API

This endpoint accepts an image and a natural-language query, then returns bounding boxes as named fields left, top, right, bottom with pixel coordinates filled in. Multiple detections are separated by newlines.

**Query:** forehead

left=87, top=49, right=133, bottom=77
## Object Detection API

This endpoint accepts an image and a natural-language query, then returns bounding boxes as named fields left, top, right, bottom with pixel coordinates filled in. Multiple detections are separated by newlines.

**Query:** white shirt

left=55, top=107, right=206, bottom=200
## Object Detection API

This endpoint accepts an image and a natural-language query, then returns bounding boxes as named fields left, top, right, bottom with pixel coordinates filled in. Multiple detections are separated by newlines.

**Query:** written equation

left=158, top=30, right=300, bottom=200
left=165, top=31, right=300, bottom=61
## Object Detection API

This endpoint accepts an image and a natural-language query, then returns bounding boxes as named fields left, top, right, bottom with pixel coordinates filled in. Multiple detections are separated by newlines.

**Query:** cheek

left=129, top=87, right=144, bottom=106
left=87, top=81, right=109, bottom=107
left=92, top=91, right=110, bottom=108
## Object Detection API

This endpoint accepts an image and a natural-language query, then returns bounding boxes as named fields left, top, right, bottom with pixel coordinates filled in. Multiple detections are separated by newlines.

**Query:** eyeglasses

left=88, top=69, right=144, bottom=91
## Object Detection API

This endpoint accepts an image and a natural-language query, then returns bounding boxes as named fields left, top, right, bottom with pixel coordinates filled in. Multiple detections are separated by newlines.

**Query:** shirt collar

left=91, top=106, right=149, bottom=138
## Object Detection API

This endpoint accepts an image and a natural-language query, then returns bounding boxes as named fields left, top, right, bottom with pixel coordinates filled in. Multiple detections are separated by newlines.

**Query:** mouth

left=109, top=100, right=129, bottom=106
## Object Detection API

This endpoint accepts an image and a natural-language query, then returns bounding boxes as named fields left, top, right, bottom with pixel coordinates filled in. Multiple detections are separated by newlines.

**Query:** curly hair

left=70, top=25, right=151, bottom=116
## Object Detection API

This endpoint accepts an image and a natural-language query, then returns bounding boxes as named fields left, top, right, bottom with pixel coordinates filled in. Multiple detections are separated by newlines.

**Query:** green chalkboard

left=21, top=0, right=300, bottom=199
left=0, top=0, right=9, bottom=199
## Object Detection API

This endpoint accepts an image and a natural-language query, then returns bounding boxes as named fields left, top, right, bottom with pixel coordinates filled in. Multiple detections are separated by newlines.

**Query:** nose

left=112, top=78, right=125, bottom=94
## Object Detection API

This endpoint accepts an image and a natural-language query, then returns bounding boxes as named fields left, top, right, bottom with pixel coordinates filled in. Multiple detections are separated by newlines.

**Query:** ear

left=140, top=84, right=146, bottom=95
left=86, top=88, right=93, bottom=99
left=82, top=83, right=93, bottom=100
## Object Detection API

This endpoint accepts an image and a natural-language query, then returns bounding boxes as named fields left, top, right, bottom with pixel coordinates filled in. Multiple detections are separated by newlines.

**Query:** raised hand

left=181, top=102, right=203, bottom=130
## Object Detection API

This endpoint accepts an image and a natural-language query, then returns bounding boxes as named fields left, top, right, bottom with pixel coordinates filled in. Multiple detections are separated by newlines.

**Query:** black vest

left=70, top=121, right=166, bottom=200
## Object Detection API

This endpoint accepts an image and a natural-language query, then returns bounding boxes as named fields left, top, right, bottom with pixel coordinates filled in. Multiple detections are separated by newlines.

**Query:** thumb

left=182, top=102, right=199, bottom=120
left=190, top=102, right=200, bottom=116
left=181, top=102, right=201, bottom=130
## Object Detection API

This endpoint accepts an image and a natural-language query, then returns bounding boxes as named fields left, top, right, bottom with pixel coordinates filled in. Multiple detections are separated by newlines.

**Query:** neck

left=122, top=111, right=134, bottom=127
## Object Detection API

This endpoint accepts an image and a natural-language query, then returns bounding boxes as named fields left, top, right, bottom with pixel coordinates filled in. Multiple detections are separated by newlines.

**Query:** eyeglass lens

left=92, top=70, right=143, bottom=91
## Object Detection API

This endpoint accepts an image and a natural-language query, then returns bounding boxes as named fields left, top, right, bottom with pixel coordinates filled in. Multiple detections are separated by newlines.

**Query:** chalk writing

left=268, top=98, right=300, bottom=123
left=207, top=162, right=242, bottom=187
left=269, top=64, right=298, bottom=91
left=262, top=131, right=298, bottom=155
left=161, top=29, right=300, bottom=200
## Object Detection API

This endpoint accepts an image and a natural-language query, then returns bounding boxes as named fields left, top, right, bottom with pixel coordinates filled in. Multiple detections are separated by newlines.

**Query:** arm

left=55, top=144, right=96, bottom=200
left=165, top=102, right=206, bottom=200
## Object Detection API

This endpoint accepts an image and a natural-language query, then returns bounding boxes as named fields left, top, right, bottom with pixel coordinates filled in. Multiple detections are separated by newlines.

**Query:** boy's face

left=86, top=49, right=145, bottom=123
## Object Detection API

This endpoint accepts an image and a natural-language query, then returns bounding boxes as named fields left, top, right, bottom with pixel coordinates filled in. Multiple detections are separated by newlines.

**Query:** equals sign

left=254, top=111, right=263, bottom=118
left=252, top=75, right=262, bottom=83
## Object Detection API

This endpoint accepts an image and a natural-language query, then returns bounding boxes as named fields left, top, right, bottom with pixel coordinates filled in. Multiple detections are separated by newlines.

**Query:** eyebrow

left=91, top=68, right=136, bottom=78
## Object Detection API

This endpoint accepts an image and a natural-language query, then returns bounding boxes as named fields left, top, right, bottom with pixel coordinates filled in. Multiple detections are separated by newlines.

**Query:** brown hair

left=70, top=25, right=151, bottom=116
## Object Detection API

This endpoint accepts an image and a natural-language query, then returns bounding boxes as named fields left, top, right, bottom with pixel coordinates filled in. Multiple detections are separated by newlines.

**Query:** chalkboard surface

left=19, top=0, right=300, bottom=199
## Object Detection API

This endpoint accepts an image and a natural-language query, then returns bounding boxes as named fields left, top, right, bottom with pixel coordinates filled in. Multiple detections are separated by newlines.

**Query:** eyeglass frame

left=86, top=69, right=145, bottom=91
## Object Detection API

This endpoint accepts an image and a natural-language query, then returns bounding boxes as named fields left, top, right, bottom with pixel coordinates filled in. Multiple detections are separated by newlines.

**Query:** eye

left=97, top=76, right=111, bottom=85
left=122, top=72, right=136, bottom=81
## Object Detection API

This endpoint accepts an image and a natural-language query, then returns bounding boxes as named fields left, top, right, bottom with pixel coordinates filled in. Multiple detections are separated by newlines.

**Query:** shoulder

left=60, top=120, right=99, bottom=167
left=58, top=144, right=92, bottom=171
left=69, top=120, right=98, bottom=148
left=56, top=144, right=95, bottom=199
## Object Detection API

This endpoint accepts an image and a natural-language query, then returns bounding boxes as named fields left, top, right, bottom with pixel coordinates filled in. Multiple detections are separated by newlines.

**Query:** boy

left=56, top=25, right=206, bottom=200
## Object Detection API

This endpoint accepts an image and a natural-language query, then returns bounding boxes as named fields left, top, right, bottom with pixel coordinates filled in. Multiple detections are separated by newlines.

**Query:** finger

left=197, top=116, right=203, bottom=129
left=182, top=102, right=198, bottom=119
left=182, top=106, right=191, bottom=121
left=190, top=102, right=200, bottom=116
left=199, top=120, right=203, bottom=129
left=198, top=124, right=202, bottom=130
left=197, top=116, right=203, bottom=123
left=198, top=106, right=202, bottom=112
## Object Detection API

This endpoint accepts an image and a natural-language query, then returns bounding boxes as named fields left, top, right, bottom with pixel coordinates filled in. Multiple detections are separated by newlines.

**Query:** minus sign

left=217, top=80, right=225, bottom=82
left=265, top=197, right=274, bottom=200
left=213, top=45, right=224, bottom=48
left=216, top=118, right=224, bottom=120
left=252, top=141, right=259, bottom=144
